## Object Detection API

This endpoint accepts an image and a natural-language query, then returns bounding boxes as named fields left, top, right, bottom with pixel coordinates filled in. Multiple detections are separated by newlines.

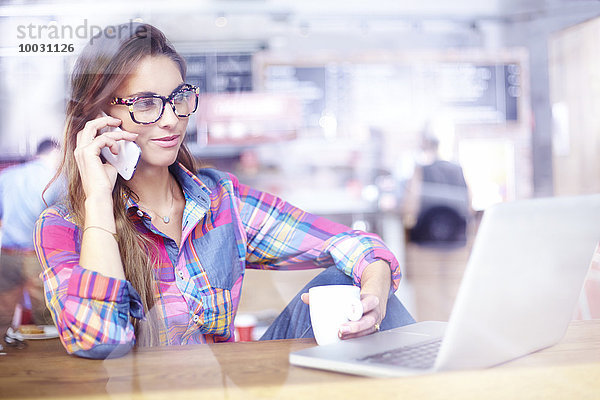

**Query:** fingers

left=360, top=294, right=380, bottom=314
left=302, top=291, right=383, bottom=340
left=338, top=311, right=379, bottom=339
left=338, top=295, right=382, bottom=340
left=98, top=130, right=139, bottom=155
left=301, top=293, right=310, bottom=305
left=73, top=115, right=137, bottom=199
left=76, top=115, right=137, bottom=157
left=75, top=130, right=138, bottom=163
left=76, top=115, right=122, bottom=148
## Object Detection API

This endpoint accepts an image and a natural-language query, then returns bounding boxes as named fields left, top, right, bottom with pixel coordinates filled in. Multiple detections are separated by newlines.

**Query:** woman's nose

left=157, top=103, right=179, bottom=128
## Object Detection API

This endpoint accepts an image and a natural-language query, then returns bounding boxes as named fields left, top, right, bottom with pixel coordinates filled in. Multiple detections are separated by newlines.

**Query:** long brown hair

left=57, top=22, right=197, bottom=346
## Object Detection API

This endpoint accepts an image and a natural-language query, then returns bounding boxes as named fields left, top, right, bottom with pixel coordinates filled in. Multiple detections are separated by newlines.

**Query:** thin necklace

left=139, top=179, right=175, bottom=224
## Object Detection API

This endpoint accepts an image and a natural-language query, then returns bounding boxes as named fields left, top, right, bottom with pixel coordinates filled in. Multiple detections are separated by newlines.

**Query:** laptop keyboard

left=358, top=338, right=443, bottom=369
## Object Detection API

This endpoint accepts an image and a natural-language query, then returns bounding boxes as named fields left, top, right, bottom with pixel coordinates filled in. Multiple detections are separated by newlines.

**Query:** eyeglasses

left=110, top=84, right=199, bottom=125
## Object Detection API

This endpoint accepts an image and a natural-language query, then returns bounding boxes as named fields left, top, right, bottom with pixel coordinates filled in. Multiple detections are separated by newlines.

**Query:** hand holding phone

left=99, top=114, right=141, bottom=180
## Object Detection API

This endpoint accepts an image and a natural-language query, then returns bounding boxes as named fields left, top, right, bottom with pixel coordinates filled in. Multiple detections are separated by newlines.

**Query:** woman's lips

left=151, top=135, right=180, bottom=148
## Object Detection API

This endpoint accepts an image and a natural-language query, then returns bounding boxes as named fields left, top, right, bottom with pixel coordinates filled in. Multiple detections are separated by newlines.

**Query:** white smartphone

left=99, top=114, right=141, bottom=180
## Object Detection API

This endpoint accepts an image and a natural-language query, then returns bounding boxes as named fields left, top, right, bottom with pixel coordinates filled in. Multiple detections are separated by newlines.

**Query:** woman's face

left=108, top=55, right=189, bottom=170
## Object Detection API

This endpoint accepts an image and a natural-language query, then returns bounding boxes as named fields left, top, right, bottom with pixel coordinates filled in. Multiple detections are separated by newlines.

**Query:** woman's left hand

left=301, top=260, right=392, bottom=340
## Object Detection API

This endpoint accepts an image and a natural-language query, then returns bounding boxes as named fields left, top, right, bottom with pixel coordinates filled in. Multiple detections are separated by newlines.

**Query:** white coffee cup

left=309, top=285, right=363, bottom=346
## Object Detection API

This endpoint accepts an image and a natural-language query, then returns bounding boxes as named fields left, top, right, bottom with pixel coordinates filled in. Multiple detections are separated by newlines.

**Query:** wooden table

left=1, top=320, right=599, bottom=400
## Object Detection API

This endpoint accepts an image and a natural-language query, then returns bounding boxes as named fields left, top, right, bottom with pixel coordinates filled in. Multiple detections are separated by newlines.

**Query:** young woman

left=34, top=22, right=414, bottom=359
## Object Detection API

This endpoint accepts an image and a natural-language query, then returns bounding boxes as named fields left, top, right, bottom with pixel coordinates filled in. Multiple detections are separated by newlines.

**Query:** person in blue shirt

left=0, top=139, right=62, bottom=325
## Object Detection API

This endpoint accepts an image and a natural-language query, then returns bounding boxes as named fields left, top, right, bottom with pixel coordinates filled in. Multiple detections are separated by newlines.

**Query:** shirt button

left=136, top=210, right=144, bottom=217
left=192, top=315, right=200, bottom=323
left=178, top=270, right=184, bottom=278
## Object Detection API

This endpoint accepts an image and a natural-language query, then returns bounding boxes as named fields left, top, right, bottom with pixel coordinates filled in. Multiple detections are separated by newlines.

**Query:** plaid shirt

left=34, top=164, right=401, bottom=358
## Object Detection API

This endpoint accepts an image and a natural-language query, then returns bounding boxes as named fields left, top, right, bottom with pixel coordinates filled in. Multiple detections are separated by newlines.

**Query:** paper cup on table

left=309, top=285, right=363, bottom=346
left=235, top=314, right=258, bottom=342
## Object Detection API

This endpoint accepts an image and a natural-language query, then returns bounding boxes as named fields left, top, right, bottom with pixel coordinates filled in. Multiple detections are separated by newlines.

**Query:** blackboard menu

left=433, top=63, right=519, bottom=122
left=183, top=53, right=253, bottom=94
left=261, top=60, right=521, bottom=130
left=182, top=52, right=253, bottom=143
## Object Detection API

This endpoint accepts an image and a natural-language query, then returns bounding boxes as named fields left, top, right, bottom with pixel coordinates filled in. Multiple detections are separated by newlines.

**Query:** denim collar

left=124, top=162, right=211, bottom=212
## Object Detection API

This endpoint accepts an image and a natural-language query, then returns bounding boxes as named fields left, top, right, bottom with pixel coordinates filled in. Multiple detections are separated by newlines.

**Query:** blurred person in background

left=402, top=128, right=471, bottom=246
left=0, top=138, right=61, bottom=325
left=34, top=22, right=414, bottom=359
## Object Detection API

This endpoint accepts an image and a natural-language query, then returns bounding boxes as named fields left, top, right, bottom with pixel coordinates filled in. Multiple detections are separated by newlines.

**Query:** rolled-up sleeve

left=229, top=174, right=401, bottom=291
left=33, top=207, right=144, bottom=359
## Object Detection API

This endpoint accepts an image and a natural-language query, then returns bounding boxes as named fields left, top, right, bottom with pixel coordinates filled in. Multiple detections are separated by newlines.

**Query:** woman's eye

left=134, top=98, right=158, bottom=111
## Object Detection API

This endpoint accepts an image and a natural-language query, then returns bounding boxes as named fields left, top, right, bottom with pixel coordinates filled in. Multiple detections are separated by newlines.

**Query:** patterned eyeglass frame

left=110, top=84, right=200, bottom=125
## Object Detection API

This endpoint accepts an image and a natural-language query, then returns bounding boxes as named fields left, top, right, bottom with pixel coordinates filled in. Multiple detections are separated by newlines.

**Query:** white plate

left=19, top=325, right=59, bottom=340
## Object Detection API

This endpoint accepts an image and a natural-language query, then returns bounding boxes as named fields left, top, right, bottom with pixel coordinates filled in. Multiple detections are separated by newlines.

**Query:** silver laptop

left=290, top=195, right=600, bottom=377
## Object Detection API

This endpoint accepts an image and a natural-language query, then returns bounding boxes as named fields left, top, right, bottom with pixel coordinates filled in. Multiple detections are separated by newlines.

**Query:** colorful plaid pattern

left=34, top=164, right=401, bottom=356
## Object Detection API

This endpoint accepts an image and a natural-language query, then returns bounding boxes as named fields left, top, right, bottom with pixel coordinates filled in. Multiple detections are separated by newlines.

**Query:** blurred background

left=1, top=0, right=599, bottom=328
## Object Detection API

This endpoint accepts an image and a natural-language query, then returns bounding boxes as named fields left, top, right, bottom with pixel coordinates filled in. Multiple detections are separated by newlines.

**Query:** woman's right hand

left=74, top=115, right=138, bottom=200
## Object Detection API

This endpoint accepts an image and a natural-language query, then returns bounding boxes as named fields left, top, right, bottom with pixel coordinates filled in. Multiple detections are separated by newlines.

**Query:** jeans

left=259, top=266, right=415, bottom=340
